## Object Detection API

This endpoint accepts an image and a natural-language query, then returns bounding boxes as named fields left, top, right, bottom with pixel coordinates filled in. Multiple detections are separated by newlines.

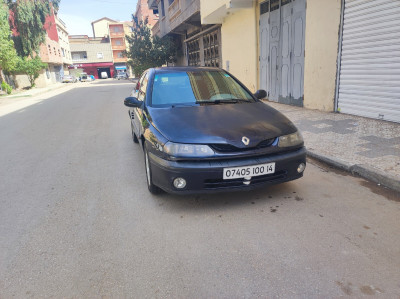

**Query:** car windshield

left=151, top=71, right=254, bottom=107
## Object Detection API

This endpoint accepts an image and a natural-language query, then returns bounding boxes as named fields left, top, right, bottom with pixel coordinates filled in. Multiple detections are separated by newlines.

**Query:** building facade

left=91, top=18, right=134, bottom=76
left=201, top=0, right=400, bottom=123
left=148, top=0, right=221, bottom=67
left=55, top=16, right=72, bottom=76
left=37, top=10, right=64, bottom=86
left=69, top=35, right=115, bottom=79
left=9, top=8, right=73, bottom=88
left=135, top=0, right=159, bottom=27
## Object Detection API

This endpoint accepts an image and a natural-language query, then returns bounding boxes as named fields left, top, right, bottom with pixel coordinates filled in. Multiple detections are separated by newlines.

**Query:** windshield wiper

left=195, top=99, right=244, bottom=104
left=170, top=103, right=196, bottom=108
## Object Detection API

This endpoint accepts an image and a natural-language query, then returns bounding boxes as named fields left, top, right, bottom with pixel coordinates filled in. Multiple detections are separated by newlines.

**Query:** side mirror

left=124, top=97, right=142, bottom=108
left=254, top=89, right=267, bottom=100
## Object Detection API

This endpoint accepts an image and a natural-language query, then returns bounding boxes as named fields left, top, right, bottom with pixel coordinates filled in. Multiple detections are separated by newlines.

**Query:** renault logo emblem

left=242, top=136, right=250, bottom=146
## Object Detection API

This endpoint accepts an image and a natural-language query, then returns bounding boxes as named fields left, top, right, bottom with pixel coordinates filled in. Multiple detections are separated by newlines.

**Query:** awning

left=115, top=66, right=127, bottom=70
left=68, top=62, right=113, bottom=69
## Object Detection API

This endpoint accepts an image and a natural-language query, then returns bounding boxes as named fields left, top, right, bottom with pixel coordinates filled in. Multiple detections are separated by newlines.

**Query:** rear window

left=151, top=71, right=253, bottom=107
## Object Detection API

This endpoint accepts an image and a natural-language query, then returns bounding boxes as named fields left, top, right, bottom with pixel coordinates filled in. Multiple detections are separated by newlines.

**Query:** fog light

left=297, top=163, right=306, bottom=173
left=173, top=177, right=187, bottom=189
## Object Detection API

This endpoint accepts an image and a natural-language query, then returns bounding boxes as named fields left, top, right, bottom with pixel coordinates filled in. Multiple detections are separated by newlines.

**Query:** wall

left=56, top=18, right=72, bottom=65
left=93, top=19, right=112, bottom=38
left=200, top=0, right=228, bottom=23
left=303, top=0, right=341, bottom=111
left=43, top=12, right=59, bottom=42
left=40, top=36, right=63, bottom=64
left=221, top=6, right=258, bottom=92
left=70, top=41, right=113, bottom=63
left=111, top=38, right=125, bottom=47
left=136, top=0, right=158, bottom=27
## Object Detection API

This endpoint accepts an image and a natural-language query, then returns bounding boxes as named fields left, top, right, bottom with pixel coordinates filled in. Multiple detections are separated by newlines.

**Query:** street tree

left=16, top=56, right=47, bottom=87
left=0, top=3, right=18, bottom=74
left=126, top=16, right=177, bottom=76
left=6, top=0, right=59, bottom=58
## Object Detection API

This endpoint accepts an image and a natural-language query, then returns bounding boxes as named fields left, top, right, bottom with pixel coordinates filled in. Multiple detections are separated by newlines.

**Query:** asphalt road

left=1, top=80, right=399, bottom=298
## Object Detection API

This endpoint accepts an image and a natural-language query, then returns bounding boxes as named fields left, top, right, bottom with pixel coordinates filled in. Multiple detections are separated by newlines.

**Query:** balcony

left=170, top=0, right=200, bottom=34
left=113, top=57, right=127, bottom=63
left=110, top=31, right=125, bottom=38
left=152, top=20, right=160, bottom=37
left=200, top=0, right=253, bottom=24
left=111, top=45, right=126, bottom=51
left=149, top=0, right=201, bottom=37
left=168, top=0, right=181, bottom=23
left=72, top=58, right=88, bottom=62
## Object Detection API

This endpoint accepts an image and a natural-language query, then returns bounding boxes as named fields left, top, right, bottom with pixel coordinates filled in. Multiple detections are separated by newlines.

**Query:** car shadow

left=150, top=181, right=300, bottom=213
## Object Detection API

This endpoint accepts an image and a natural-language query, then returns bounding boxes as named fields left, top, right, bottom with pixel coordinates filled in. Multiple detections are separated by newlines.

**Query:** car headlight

left=278, top=131, right=303, bottom=147
left=163, top=142, right=215, bottom=158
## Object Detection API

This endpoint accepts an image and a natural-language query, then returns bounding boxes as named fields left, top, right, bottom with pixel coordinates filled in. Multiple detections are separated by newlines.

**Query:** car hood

left=148, top=102, right=298, bottom=148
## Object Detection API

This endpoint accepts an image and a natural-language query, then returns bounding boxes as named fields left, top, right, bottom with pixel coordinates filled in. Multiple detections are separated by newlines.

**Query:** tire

left=131, top=122, right=139, bottom=143
left=144, top=144, right=162, bottom=195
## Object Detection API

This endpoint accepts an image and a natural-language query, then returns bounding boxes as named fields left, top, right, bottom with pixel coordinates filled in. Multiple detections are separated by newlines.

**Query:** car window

left=138, top=72, right=148, bottom=102
left=151, top=71, right=254, bottom=107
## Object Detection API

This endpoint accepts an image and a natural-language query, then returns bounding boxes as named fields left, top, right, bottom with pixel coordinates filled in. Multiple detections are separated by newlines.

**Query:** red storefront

left=68, top=62, right=115, bottom=79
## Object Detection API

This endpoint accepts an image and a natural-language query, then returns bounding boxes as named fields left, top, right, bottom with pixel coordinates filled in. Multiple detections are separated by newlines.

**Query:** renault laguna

left=124, top=67, right=306, bottom=194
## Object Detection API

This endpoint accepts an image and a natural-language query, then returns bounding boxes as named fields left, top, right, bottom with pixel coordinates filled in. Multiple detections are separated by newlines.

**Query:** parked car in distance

left=62, top=75, right=77, bottom=83
left=100, top=72, right=108, bottom=79
left=80, top=72, right=88, bottom=82
left=124, top=67, right=306, bottom=195
left=117, top=72, right=128, bottom=80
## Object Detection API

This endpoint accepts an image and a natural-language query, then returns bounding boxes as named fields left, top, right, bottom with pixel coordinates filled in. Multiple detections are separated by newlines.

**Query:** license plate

left=223, top=163, right=275, bottom=180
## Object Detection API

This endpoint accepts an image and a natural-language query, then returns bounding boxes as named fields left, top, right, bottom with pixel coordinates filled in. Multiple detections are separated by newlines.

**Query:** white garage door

left=337, top=0, right=400, bottom=123
left=259, top=0, right=306, bottom=107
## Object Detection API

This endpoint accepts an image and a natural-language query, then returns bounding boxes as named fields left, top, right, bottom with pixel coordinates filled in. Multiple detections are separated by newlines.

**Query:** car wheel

left=131, top=122, right=139, bottom=143
left=144, top=144, right=162, bottom=195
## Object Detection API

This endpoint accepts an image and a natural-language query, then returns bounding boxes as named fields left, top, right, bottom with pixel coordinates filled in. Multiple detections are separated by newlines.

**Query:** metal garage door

left=337, top=0, right=400, bottom=123
left=259, top=0, right=306, bottom=106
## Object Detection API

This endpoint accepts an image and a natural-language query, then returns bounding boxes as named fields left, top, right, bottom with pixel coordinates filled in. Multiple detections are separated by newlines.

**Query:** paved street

left=1, top=80, right=400, bottom=298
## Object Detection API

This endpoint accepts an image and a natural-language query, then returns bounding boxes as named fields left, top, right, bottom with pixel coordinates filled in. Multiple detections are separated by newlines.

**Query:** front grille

left=210, top=138, right=276, bottom=153
left=204, top=170, right=287, bottom=189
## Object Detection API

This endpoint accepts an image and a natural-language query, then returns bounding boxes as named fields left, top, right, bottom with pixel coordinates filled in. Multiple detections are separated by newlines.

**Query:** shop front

left=68, top=62, right=115, bottom=79
left=115, top=64, right=128, bottom=75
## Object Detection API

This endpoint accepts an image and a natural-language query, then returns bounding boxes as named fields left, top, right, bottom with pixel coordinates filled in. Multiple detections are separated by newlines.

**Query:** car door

left=132, top=71, right=149, bottom=142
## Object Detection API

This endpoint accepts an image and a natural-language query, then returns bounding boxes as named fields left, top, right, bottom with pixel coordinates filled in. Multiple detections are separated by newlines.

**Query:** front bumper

left=148, top=147, right=306, bottom=194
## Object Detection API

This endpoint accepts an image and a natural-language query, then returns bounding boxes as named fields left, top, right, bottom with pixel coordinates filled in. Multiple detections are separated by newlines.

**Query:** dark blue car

left=124, top=67, right=306, bottom=194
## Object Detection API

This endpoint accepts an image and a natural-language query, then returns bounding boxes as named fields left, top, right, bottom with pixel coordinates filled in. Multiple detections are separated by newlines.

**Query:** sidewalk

left=0, top=82, right=73, bottom=106
left=265, top=101, right=400, bottom=192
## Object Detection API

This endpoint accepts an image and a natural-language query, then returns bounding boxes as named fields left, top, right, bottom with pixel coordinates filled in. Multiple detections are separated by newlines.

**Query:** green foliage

left=1, top=80, right=12, bottom=94
left=51, top=0, right=60, bottom=13
left=16, top=56, right=47, bottom=87
left=126, top=16, right=177, bottom=76
left=0, top=3, right=18, bottom=72
left=7, top=0, right=53, bottom=57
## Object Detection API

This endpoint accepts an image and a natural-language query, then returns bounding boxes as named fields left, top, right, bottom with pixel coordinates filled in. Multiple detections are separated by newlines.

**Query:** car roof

left=153, top=66, right=223, bottom=73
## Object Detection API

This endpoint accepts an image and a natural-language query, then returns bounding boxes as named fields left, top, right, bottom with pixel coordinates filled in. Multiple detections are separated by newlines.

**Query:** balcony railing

left=110, top=32, right=125, bottom=38
left=168, top=0, right=181, bottom=22
left=159, top=0, right=200, bottom=36
left=112, top=45, right=126, bottom=51
left=113, top=57, right=127, bottom=63
left=152, top=21, right=160, bottom=37
left=72, top=58, right=88, bottom=62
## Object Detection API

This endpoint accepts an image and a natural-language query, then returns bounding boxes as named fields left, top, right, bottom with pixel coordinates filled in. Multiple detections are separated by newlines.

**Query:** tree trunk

left=0, top=68, right=4, bottom=83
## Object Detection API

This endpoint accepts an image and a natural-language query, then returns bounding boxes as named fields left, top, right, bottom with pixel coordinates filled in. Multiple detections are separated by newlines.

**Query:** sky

left=58, top=0, right=138, bottom=36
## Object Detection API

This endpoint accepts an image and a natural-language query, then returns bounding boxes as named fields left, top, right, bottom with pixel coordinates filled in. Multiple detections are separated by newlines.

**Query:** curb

left=5, top=83, right=72, bottom=99
left=307, top=150, right=400, bottom=193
